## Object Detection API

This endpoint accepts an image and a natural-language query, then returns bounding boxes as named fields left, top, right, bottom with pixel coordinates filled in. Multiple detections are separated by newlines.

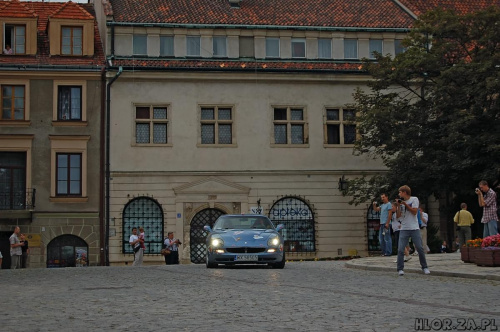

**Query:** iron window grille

left=190, top=208, right=225, bottom=263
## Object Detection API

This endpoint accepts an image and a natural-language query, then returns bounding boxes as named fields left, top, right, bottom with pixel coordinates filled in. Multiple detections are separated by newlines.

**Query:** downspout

left=105, top=66, right=122, bottom=266
left=99, top=66, right=106, bottom=266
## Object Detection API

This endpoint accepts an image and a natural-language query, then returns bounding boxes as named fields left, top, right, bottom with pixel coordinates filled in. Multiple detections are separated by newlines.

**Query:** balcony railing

left=0, top=188, right=36, bottom=210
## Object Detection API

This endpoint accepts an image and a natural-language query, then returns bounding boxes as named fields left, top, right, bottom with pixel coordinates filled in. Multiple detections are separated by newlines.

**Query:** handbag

left=161, top=248, right=171, bottom=256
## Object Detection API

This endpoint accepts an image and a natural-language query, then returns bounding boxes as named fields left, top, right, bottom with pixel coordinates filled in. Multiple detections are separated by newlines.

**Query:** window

left=291, top=38, right=306, bottom=58
left=133, top=34, right=147, bottom=55
left=160, top=36, right=174, bottom=56
left=61, top=27, right=82, bottom=55
left=1, top=85, right=25, bottom=120
left=200, top=106, right=233, bottom=145
left=58, top=86, right=81, bottom=121
left=273, top=107, right=307, bottom=145
left=344, top=39, right=358, bottom=59
left=187, top=36, right=200, bottom=56
left=56, top=153, right=82, bottom=196
left=239, top=36, right=254, bottom=58
left=318, top=38, right=332, bottom=59
left=213, top=36, right=227, bottom=57
left=4, top=25, right=25, bottom=54
left=135, top=106, right=169, bottom=145
left=266, top=37, right=280, bottom=58
left=395, top=39, right=405, bottom=55
left=325, top=108, right=356, bottom=145
left=0, top=152, right=27, bottom=210
left=369, top=39, right=383, bottom=59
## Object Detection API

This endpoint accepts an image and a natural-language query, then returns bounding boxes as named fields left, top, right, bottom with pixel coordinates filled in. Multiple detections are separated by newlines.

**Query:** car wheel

left=206, top=253, right=217, bottom=268
left=272, top=252, right=286, bottom=269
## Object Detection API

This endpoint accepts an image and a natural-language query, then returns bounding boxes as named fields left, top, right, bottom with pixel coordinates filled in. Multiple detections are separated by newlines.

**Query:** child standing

left=139, top=227, right=146, bottom=252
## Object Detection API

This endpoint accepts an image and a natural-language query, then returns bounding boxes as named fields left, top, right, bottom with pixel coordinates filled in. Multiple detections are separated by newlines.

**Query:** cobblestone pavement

left=2, top=260, right=499, bottom=332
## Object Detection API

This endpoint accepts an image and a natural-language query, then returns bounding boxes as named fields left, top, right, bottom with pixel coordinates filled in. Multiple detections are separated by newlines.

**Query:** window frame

left=265, top=37, right=280, bottom=58
left=186, top=36, right=201, bottom=57
left=212, top=36, right=227, bottom=57
left=160, top=35, right=174, bottom=57
left=198, top=105, right=236, bottom=147
left=369, top=39, right=383, bottom=59
left=133, top=34, right=147, bottom=56
left=344, top=39, right=358, bottom=59
left=52, top=80, right=87, bottom=125
left=271, top=106, right=308, bottom=147
left=57, top=86, right=82, bottom=121
left=4, top=24, right=26, bottom=55
left=318, top=38, right=332, bottom=59
left=324, top=107, right=357, bottom=146
left=133, top=105, right=171, bottom=146
left=61, top=26, right=83, bottom=56
left=395, top=39, right=405, bottom=56
left=291, top=38, right=306, bottom=58
left=1, top=85, right=25, bottom=121
left=55, top=152, right=82, bottom=197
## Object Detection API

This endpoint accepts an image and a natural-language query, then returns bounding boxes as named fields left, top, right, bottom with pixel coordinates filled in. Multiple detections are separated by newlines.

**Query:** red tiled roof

left=112, top=58, right=365, bottom=73
left=49, top=1, right=94, bottom=21
left=397, top=0, right=500, bottom=16
left=109, top=0, right=415, bottom=28
left=0, top=1, right=104, bottom=68
left=0, top=0, right=37, bottom=18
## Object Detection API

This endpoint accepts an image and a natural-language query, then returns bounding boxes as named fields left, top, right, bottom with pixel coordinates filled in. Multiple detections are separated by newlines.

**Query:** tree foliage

left=346, top=7, right=500, bottom=206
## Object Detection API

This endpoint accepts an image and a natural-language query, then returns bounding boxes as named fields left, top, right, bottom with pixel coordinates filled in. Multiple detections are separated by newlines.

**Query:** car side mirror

left=276, top=224, right=284, bottom=231
left=203, top=225, right=212, bottom=232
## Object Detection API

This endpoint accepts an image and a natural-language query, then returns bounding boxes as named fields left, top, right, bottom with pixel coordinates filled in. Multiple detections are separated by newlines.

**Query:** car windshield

left=214, top=216, right=274, bottom=230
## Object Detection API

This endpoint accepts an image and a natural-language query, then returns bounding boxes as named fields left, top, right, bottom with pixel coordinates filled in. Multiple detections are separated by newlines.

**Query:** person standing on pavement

left=395, top=185, right=430, bottom=276
left=418, top=208, right=430, bottom=253
left=10, top=226, right=24, bottom=269
left=129, top=227, right=144, bottom=266
left=372, top=193, right=393, bottom=256
left=163, top=232, right=181, bottom=265
left=476, top=180, right=499, bottom=237
left=391, top=202, right=411, bottom=263
left=454, top=203, right=474, bottom=250
left=20, top=233, right=30, bottom=268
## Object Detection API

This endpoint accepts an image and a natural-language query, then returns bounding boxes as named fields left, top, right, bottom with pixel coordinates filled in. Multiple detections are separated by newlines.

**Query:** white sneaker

left=398, top=270, right=404, bottom=276
left=423, top=268, right=430, bottom=275
left=404, top=256, right=412, bottom=262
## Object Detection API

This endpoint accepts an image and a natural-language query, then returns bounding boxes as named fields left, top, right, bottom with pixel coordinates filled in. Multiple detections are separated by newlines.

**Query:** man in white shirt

left=129, top=227, right=143, bottom=266
left=395, top=185, right=430, bottom=276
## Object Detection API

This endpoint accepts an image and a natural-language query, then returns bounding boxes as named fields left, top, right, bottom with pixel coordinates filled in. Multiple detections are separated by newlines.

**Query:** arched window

left=47, top=235, right=88, bottom=268
left=122, top=197, right=164, bottom=254
left=268, top=196, right=315, bottom=253
left=190, top=208, right=225, bottom=264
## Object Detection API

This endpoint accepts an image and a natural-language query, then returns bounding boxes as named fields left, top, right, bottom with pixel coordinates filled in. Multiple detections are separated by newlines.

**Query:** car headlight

left=211, top=237, right=224, bottom=247
left=268, top=235, right=280, bottom=246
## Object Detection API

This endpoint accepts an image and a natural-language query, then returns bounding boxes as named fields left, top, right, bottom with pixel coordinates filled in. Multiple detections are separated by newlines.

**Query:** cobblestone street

left=3, top=261, right=499, bottom=332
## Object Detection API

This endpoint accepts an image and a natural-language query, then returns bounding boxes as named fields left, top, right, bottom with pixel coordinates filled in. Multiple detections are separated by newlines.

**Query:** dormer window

left=291, top=38, right=306, bottom=58
left=4, top=25, right=26, bottom=55
left=61, top=27, right=82, bottom=55
left=187, top=36, right=200, bottom=57
left=213, top=36, right=227, bottom=57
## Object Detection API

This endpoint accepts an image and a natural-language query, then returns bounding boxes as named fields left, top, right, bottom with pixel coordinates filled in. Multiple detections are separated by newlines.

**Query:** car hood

left=212, top=229, right=277, bottom=247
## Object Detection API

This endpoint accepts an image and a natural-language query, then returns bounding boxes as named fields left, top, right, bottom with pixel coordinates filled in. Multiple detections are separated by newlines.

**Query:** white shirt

left=421, top=212, right=428, bottom=227
left=129, top=234, right=139, bottom=248
left=400, top=196, right=420, bottom=231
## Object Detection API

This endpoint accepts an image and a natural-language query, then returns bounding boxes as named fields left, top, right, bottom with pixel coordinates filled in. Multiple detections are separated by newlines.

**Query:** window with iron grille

left=272, top=106, right=307, bottom=146
left=268, top=197, right=315, bottom=253
left=56, top=153, right=81, bottom=196
left=135, top=105, right=169, bottom=145
left=61, top=27, right=82, bottom=56
left=58, top=86, right=81, bottom=121
left=324, top=108, right=357, bottom=145
left=1, top=85, right=25, bottom=120
left=199, top=106, right=234, bottom=145
left=122, top=197, right=164, bottom=255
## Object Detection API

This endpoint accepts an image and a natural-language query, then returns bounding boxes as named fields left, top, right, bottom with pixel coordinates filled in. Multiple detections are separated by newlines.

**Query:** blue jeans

left=483, top=220, right=499, bottom=238
left=397, top=229, right=428, bottom=271
left=379, top=226, right=392, bottom=255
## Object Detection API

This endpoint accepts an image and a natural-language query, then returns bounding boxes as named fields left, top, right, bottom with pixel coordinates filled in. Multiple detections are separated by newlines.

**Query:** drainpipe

left=105, top=66, right=123, bottom=266
left=99, top=66, right=106, bottom=266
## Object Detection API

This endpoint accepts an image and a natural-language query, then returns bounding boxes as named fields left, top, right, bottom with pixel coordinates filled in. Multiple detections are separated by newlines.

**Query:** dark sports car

left=203, top=214, right=285, bottom=269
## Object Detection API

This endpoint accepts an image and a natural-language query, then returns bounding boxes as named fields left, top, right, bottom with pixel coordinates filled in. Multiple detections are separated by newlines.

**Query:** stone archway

left=189, top=208, right=225, bottom=264
left=47, top=234, right=88, bottom=268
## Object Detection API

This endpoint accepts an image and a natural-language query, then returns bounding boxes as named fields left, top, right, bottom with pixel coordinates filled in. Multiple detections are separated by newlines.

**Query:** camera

left=396, top=199, right=403, bottom=204
left=475, top=188, right=480, bottom=194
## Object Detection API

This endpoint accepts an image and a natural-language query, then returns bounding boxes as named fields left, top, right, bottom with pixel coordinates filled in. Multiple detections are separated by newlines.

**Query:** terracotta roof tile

left=0, top=0, right=37, bottom=18
left=109, top=0, right=415, bottom=28
left=397, top=0, right=500, bottom=16
left=49, top=1, right=94, bottom=21
left=0, top=1, right=104, bottom=68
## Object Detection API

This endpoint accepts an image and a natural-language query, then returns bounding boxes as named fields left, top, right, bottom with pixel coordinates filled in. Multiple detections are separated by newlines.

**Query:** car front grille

left=226, top=247, right=266, bottom=253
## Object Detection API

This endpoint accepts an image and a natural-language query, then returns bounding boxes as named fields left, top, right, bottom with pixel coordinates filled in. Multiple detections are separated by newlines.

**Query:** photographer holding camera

left=476, top=180, right=499, bottom=237
left=395, top=185, right=430, bottom=276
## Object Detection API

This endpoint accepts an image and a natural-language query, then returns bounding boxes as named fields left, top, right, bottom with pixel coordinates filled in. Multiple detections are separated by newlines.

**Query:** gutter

left=105, top=66, right=123, bottom=266
left=106, top=21, right=410, bottom=33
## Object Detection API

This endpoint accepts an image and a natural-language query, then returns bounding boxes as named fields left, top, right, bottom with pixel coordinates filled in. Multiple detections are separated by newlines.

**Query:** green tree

left=346, top=7, right=500, bottom=242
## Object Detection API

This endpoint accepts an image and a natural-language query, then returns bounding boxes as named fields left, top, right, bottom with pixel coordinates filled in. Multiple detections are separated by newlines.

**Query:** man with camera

left=476, top=180, right=499, bottom=237
left=395, top=185, right=430, bottom=276
left=372, top=193, right=393, bottom=256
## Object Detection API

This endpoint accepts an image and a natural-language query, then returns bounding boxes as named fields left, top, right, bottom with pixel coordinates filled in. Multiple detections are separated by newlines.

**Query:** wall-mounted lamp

left=338, top=175, right=348, bottom=191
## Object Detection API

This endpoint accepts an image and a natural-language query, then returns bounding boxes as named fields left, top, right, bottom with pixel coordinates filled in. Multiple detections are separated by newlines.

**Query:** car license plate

left=235, top=255, right=258, bottom=261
